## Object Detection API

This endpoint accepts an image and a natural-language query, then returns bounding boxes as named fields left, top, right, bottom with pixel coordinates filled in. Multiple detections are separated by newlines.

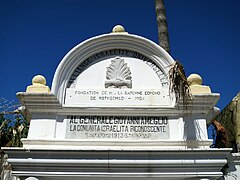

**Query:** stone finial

left=111, top=25, right=128, bottom=34
left=187, top=73, right=211, bottom=94
left=187, top=74, right=202, bottom=86
left=26, top=75, right=50, bottom=93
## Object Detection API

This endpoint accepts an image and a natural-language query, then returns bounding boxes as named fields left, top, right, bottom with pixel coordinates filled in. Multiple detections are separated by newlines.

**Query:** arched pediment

left=51, top=33, right=175, bottom=107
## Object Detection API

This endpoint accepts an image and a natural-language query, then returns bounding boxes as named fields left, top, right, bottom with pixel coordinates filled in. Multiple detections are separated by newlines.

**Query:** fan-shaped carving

left=105, top=57, right=132, bottom=88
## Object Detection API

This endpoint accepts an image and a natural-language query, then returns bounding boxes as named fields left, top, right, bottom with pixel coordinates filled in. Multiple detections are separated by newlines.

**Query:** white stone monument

left=3, top=25, right=231, bottom=180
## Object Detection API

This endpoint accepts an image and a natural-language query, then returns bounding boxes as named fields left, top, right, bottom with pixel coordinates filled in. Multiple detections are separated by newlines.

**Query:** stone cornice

left=17, top=92, right=219, bottom=116
left=3, top=147, right=231, bottom=179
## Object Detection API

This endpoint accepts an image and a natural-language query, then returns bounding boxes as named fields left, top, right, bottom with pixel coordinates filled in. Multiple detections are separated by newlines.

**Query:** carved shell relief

left=105, top=57, right=132, bottom=88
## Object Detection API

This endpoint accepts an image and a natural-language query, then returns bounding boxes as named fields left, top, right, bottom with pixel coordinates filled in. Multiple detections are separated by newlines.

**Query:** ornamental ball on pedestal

left=32, top=75, right=47, bottom=85
left=187, top=73, right=202, bottom=86
left=26, top=75, right=50, bottom=93
left=112, top=25, right=128, bottom=34
left=187, top=73, right=211, bottom=94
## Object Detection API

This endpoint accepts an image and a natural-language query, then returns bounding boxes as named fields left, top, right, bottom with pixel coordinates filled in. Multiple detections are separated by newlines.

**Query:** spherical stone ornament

left=187, top=73, right=202, bottom=86
left=32, top=75, right=46, bottom=85
left=112, top=25, right=126, bottom=33
left=187, top=73, right=211, bottom=94
left=26, top=74, right=50, bottom=93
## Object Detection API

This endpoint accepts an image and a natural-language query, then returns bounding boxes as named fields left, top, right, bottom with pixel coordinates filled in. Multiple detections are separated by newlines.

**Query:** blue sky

left=0, top=0, right=239, bottom=110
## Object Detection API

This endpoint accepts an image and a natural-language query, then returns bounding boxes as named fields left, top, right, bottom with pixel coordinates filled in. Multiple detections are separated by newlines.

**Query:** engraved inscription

left=67, top=49, right=168, bottom=88
left=66, top=116, right=170, bottom=140
left=65, top=89, right=170, bottom=107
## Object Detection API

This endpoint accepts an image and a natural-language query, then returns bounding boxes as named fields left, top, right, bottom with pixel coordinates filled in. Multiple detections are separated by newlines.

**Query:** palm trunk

left=155, top=0, right=170, bottom=53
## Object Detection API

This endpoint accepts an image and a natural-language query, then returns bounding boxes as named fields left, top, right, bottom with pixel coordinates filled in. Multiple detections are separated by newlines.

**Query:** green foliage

left=0, top=98, right=29, bottom=147
left=0, top=114, right=12, bottom=147
left=9, top=114, right=29, bottom=147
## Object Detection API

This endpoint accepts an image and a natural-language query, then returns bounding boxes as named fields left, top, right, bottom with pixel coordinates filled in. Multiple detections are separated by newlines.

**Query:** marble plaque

left=65, top=89, right=171, bottom=107
left=65, top=115, right=169, bottom=140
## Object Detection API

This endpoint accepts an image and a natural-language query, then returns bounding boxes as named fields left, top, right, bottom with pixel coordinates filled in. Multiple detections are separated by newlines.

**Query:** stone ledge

left=3, top=147, right=231, bottom=179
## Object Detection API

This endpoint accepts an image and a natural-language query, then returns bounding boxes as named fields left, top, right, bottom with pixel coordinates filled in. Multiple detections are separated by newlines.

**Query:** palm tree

left=155, top=0, right=170, bottom=53
left=155, top=1, right=192, bottom=107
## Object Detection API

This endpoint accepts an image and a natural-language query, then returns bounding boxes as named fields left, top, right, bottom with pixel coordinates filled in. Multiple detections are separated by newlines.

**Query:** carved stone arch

left=51, top=33, right=175, bottom=104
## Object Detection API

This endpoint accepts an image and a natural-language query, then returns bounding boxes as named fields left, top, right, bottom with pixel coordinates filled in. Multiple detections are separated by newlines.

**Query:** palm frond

left=169, top=61, right=192, bottom=109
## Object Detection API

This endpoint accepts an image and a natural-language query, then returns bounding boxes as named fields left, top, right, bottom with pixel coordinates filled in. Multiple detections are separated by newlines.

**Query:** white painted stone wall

left=3, top=28, right=231, bottom=180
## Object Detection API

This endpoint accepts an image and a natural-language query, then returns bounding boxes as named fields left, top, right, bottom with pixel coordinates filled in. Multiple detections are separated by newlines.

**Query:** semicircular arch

left=51, top=33, right=175, bottom=104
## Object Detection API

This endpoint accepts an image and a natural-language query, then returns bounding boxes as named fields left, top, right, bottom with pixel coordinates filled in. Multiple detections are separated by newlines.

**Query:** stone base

left=3, top=147, right=231, bottom=180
